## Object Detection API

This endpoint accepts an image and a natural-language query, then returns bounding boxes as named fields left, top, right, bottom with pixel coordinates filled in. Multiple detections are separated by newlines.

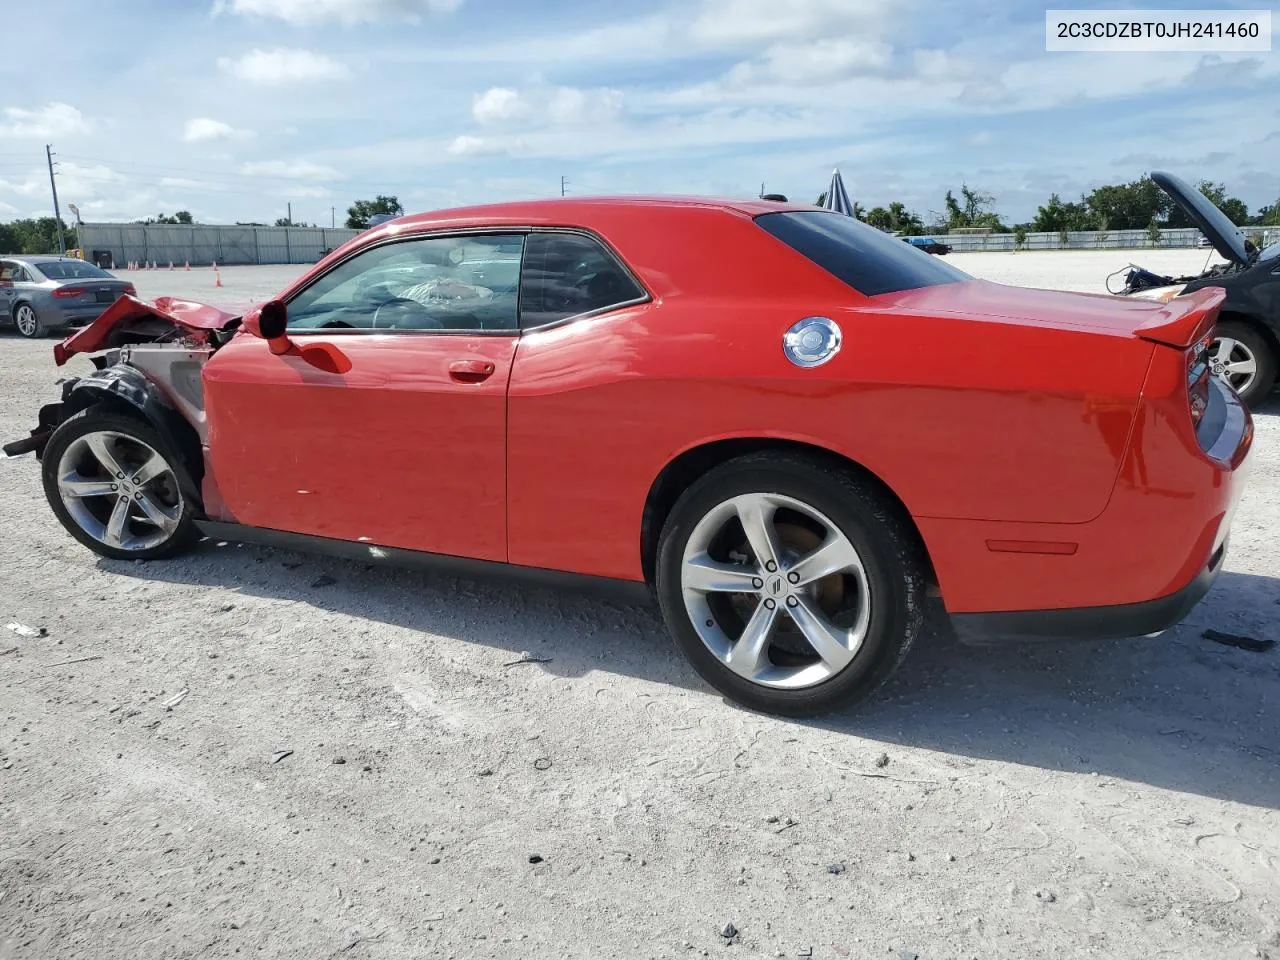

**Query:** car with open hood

left=1117, top=171, right=1280, bottom=407
left=4, top=196, right=1254, bottom=716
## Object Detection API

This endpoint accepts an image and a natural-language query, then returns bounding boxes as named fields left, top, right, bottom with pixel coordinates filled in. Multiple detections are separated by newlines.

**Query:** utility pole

left=46, top=144, right=66, bottom=254
left=560, top=176, right=568, bottom=197
left=287, top=202, right=292, bottom=227
left=331, top=206, right=335, bottom=228
left=759, top=181, right=766, bottom=198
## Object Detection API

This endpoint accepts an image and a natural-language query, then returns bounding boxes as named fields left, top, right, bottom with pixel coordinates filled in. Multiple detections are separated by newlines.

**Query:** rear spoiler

left=1134, top=287, right=1225, bottom=349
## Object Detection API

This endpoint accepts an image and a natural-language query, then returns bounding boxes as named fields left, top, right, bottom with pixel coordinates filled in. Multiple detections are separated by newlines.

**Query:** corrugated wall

left=78, top=223, right=360, bottom=267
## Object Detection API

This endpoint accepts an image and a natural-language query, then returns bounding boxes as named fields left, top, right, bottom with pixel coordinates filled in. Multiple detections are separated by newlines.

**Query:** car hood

left=54, top=295, right=244, bottom=366
left=1151, top=170, right=1251, bottom=266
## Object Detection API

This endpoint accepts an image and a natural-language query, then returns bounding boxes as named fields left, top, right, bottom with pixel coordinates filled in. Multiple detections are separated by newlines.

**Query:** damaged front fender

left=54, top=295, right=241, bottom=366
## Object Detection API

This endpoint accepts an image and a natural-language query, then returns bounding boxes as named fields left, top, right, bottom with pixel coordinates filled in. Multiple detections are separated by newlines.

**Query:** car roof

left=381, top=196, right=817, bottom=232
left=6, top=255, right=79, bottom=265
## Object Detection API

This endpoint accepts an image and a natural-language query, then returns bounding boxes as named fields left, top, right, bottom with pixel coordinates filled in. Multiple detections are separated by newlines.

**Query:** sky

left=0, top=0, right=1276, bottom=227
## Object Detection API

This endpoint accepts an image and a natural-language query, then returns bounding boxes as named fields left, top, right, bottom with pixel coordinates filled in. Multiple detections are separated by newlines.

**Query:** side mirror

left=242, top=300, right=292, bottom=355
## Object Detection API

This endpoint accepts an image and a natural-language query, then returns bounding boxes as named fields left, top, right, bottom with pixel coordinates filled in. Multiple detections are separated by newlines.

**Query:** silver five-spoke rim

left=681, top=493, right=871, bottom=690
left=56, top=431, right=183, bottom=551
left=1209, top=336, right=1257, bottom=394
left=15, top=305, right=37, bottom=336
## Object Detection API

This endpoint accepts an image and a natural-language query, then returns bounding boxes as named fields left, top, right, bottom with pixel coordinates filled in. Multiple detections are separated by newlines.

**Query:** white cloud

left=966, top=130, right=992, bottom=147
left=239, top=159, right=342, bottom=180
left=690, top=0, right=892, bottom=47
left=729, top=38, right=892, bottom=85
left=282, top=185, right=334, bottom=198
left=0, top=102, right=90, bottom=139
left=447, top=135, right=509, bottom=157
left=472, top=87, right=527, bottom=125
left=183, top=117, right=252, bottom=143
left=218, top=49, right=349, bottom=85
left=214, top=0, right=461, bottom=25
left=547, top=87, right=625, bottom=125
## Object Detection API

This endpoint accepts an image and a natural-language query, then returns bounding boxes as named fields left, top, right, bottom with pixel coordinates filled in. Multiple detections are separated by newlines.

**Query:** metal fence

left=931, top=226, right=1276, bottom=253
left=77, top=223, right=361, bottom=268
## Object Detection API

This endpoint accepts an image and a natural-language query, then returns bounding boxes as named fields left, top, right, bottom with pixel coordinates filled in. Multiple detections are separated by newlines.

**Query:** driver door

left=202, top=231, right=525, bottom=562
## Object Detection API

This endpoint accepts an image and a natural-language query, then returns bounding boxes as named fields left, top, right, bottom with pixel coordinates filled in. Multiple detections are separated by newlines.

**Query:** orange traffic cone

left=184, top=260, right=190, bottom=271
left=214, top=268, right=223, bottom=288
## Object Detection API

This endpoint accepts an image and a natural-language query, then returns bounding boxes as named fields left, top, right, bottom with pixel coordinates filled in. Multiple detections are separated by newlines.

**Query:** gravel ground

left=2, top=251, right=1277, bottom=960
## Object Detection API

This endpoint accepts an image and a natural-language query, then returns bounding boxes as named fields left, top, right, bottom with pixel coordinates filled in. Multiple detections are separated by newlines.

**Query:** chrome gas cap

left=783, top=317, right=841, bottom=368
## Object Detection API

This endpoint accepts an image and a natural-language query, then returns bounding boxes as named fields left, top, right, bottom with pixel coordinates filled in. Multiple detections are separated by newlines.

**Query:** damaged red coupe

left=5, top=197, right=1254, bottom=715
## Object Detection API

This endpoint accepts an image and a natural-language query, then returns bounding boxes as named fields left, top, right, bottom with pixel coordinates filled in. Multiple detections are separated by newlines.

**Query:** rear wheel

left=1211, top=320, right=1275, bottom=407
left=41, top=408, right=200, bottom=561
left=13, top=303, right=43, bottom=338
left=655, top=453, right=926, bottom=716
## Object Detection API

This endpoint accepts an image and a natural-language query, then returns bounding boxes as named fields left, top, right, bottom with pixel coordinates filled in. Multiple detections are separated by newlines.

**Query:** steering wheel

left=372, top=297, right=443, bottom=330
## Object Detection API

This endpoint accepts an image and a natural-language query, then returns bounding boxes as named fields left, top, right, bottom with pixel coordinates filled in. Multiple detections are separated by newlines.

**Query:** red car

left=5, top=198, right=1254, bottom=716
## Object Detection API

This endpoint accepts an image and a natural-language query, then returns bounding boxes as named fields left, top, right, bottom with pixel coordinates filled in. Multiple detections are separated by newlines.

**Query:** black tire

left=12, top=302, right=44, bottom=338
left=1214, top=320, right=1276, bottom=407
left=655, top=452, right=926, bottom=717
left=40, top=406, right=200, bottom=561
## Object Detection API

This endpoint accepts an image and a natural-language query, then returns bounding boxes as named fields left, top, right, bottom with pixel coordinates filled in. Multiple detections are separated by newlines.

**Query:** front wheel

left=41, top=407, right=200, bottom=561
left=1211, top=321, right=1276, bottom=407
left=13, top=303, right=44, bottom=338
left=655, top=453, right=926, bottom=716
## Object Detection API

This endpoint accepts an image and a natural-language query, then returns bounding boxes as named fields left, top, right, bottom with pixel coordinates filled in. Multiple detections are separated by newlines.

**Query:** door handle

left=448, top=359, right=496, bottom=383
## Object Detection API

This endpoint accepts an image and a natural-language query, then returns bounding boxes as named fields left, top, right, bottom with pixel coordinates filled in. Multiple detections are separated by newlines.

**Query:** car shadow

left=106, top=542, right=1280, bottom=809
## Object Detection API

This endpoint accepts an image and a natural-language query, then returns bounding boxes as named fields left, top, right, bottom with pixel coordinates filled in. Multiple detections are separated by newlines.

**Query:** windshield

left=755, top=211, right=968, bottom=297
left=34, top=260, right=113, bottom=280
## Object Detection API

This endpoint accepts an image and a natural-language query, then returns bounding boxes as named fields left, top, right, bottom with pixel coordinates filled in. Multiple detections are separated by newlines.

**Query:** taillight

left=1187, top=333, right=1212, bottom=427
left=53, top=287, right=87, bottom=299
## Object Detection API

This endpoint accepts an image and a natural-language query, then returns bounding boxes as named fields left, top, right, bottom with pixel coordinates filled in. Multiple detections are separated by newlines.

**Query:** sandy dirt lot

left=2, top=251, right=1277, bottom=960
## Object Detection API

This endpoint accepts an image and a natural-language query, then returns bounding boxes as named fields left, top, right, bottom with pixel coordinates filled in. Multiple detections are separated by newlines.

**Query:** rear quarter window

left=755, top=211, right=968, bottom=297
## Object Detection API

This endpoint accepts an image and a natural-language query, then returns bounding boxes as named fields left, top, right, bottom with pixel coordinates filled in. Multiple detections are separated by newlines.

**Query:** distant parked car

left=0, top=256, right=135, bottom=339
left=903, top=236, right=952, bottom=255
left=1197, top=235, right=1212, bottom=248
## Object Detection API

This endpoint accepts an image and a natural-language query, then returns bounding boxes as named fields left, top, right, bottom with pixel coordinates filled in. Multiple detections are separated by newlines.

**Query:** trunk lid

left=875, top=279, right=1225, bottom=348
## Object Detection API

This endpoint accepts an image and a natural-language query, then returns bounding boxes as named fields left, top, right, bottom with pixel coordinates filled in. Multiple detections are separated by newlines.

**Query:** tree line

left=820, top=175, right=1280, bottom=236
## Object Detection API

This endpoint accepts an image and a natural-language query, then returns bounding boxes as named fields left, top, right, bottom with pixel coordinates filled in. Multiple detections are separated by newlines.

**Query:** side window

left=0, top=262, right=16, bottom=282
left=519, top=232, right=645, bottom=329
left=12, top=266, right=32, bottom=283
left=286, top=233, right=525, bottom=332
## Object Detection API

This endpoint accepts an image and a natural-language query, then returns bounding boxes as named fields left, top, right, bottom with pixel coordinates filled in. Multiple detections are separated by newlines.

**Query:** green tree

left=944, top=184, right=1006, bottom=231
left=1084, top=177, right=1165, bottom=230
left=887, top=201, right=924, bottom=235
left=0, top=218, right=75, bottom=253
left=174, top=210, right=194, bottom=224
left=345, top=195, right=404, bottom=230
left=864, top=206, right=892, bottom=231
left=1146, top=219, right=1163, bottom=246
left=1013, top=225, right=1027, bottom=250
left=1032, top=193, right=1097, bottom=232
left=815, top=191, right=827, bottom=207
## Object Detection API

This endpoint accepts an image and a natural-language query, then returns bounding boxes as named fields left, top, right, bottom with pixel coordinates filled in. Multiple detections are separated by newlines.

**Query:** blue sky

left=0, top=0, right=1276, bottom=226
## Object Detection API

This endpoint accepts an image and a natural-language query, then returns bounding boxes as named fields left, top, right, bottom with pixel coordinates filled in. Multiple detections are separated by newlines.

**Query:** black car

left=1119, top=171, right=1279, bottom=407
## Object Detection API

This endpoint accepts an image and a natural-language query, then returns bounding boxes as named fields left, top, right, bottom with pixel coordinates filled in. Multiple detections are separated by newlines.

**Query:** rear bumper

left=951, top=539, right=1226, bottom=643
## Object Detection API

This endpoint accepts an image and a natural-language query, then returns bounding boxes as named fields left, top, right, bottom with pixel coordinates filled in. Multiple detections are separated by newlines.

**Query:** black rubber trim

left=195, top=521, right=654, bottom=605
left=950, top=540, right=1226, bottom=644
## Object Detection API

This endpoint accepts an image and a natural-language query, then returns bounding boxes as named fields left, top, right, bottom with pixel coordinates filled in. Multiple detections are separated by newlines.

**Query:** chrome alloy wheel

left=1209, top=335, right=1258, bottom=395
left=55, top=430, right=183, bottom=551
left=680, top=492, right=871, bottom=690
left=14, top=304, right=39, bottom=337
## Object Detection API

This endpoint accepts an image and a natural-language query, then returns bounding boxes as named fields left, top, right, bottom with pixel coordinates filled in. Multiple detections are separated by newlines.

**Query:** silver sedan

left=0, top=256, right=136, bottom=339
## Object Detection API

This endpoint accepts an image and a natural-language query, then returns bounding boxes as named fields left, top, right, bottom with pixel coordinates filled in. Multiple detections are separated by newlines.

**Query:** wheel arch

left=59, top=365, right=205, bottom=511
left=639, top=436, right=936, bottom=589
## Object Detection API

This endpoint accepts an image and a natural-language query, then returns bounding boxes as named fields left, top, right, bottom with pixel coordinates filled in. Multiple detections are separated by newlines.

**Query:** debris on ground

left=502, top=651, right=554, bottom=666
left=44, top=655, right=102, bottom=668
left=6, top=622, right=46, bottom=638
left=332, top=757, right=346, bottom=765
left=162, top=689, right=189, bottom=709
left=875, top=752, right=890, bottom=768
left=271, top=750, right=293, bottom=764
left=477, top=768, right=494, bottom=777
left=1202, top=629, right=1275, bottom=653
left=528, top=854, right=544, bottom=864
left=0, top=646, right=17, bottom=656
left=826, top=862, right=845, bottom=874
left=533, top=757, right=553, bottom=771
left=310, top=575, right=336, bottom=589
left=1034, top=889, right=1057, bottom=903
left=719, top=922, right=738, bottom=940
